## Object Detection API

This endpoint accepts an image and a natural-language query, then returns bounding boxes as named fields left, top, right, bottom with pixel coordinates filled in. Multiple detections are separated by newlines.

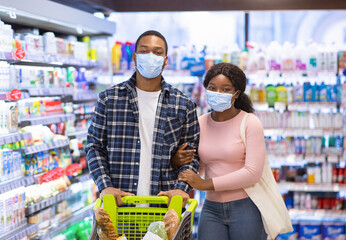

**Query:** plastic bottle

left=222, top=46, right=231, bottom=63
left=282, top=42, right=295, bottom=73
left=258, top=82, right=266, bottom=103
left=276, top=85, right=287, bottom=104
left=267, top=41, right=282, bottom=73
left=319, top=80, right=328, bottom=102
left=286, top=82, right=294, bottom=104
left=307, top=42, right=318, bottom=76
left=293, top=82, right=304, bottom=102
left=266, top=84, right=277, bottom=107
left=303, top=81, right=312, bottom=102
left=239, top=47, right=249, bottom=72
left=111, top=41, right=122, bottom=72
left=230, top=43, right=241, bottom=67
left=204, top=48, right=214, bottom=71
left=317, top=44, right=327, bottom=72
left=311, top=80, right=319, bottom=102
left=171, top=46, right=180, bottom=70
left=294, top=42, right=308, bottom=75
left=250, top=84, right=259, bottom=102
left=327, top=43, right=338, bottom=74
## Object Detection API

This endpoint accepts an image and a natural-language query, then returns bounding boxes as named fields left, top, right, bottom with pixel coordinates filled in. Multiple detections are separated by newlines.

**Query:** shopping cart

left=90, top=195, right=198, bottom=240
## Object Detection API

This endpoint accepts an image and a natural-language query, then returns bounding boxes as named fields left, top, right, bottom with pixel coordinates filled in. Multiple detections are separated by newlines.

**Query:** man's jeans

left=198, top=198, right=268, bottom=240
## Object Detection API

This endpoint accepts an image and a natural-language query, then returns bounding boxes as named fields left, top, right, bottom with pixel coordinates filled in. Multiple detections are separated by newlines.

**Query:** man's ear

left=132, top=52, right=136, bottom=66
left=163, top=56, right=168, bottom=68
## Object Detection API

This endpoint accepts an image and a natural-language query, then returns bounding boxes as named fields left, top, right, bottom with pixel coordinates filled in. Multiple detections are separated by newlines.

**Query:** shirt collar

left=122, top=72, right=171, bottom=94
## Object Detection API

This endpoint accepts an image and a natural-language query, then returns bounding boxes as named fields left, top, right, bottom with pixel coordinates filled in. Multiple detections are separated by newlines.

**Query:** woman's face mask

left=136, top=53, right=165, bottom=79
left=206, top=90, right=238, bottom=112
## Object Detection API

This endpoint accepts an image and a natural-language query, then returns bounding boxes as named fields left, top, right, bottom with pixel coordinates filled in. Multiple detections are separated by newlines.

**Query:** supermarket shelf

left=24, top=139, right=70, bottom=155
left=75, top=113, right=93, bottom=121
left=45, top=204, right=94, bottom=239
left=73, top=91, right=98, bottom=102
left=264, top=128, right=343, bottom=137
left=26, top=88, right=74, bottom=97
left=20, top=114, right=76, bottom=127
left=254, top=102, right=338, bottom=112
left=0, top=223, right=39, bottom=240
left=0, top=132, right=32, bottom=145
left=278, top=182, right=346, bottom=192
left=26, top=189, right=73, bottom=215
left=9, top=58, right=102, bottom=69
left=289, top=209, right=346, bottom=219
left=0, top=175, right=35, bottom=194
left=75, top=172, right=91, bottom=183
left=67, top=130, right=88, bottom=140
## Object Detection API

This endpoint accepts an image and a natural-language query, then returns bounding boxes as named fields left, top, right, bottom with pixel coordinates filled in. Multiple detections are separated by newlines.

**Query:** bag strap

left=240, top=113, right=250, bottom=148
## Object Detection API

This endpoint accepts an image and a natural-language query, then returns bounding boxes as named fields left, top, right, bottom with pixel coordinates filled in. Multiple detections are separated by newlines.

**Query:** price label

left=9, top=89, right=22, bottom=101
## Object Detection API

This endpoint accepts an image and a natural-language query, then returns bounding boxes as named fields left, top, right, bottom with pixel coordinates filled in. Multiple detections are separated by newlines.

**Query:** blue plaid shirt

left=86, top=73, right=200, bottom=195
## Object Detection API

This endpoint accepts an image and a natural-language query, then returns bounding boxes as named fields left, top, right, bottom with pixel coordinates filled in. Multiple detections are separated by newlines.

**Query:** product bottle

left=294, top=42, right=308, bottom=75
left=276, top=84, right=287, bottom=104
left=250, top=84, right=259, bottom=103
left=293, top=82, right=304, bottom=102
left=282, top=42, right=295, bottom=73
left=311, top=80, right=319, bottom=102
left=286, top=82, right=294, bottom=104
left=307, top=42, right=318, bottom=76
left=266, top=84, right=277, bottom=107
left=204, top=48, right=214, bottom=71
left=230, top=43, right=241, bottom=67
left=319, top=81, right=327, bottom=102
left=258, top=82, right=266, bottom=103
left=239, top=47, right=249, bottom=72
left=303, top=81, right=312, bottom=102
left=111, top=41, right=122, bottom=73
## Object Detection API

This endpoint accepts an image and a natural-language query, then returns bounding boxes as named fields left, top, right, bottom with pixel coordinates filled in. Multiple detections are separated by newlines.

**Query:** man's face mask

left=136, top=53, right=165, bottom=79
left=206, top=90, right=238, bottom=112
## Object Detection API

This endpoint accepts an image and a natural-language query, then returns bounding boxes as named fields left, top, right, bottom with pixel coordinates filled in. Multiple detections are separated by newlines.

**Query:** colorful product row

left=256, top=111, right=343, bottom=130
left=266, top=136, right=343, bottom=156
left=0, top=149, right=23, bottom=183
left=0, top=187, right=26, bottom=233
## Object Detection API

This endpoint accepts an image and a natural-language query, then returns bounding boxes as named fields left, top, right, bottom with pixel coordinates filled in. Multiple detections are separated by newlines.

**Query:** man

left=86, top=30, right=199, bottom=206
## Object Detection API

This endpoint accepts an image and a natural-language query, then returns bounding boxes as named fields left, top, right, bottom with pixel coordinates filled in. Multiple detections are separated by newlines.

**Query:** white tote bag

left=240, top=113, right=293, bottom=239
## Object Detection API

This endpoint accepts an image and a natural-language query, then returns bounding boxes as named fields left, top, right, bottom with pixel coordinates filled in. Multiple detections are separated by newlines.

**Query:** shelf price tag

left=15, top=47, right=26, bottom=60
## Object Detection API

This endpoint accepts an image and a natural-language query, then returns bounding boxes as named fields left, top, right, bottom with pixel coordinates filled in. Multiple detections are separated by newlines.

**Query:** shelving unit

left=26, top=189, right=73, bottom=215
left=20, top=114, right=76, bottom=128
left=0, top=175, right=35, bottom=194
left=42, top=203, right=94, bottom=240
left=23, top=139, right=70, bottom=155
left=0, top=223, right=39, bottom=240
left=278, top=182, right=346, bottom=192
left=0, top=132, right=32, bottom=145
left=67, top=130, right=88, bottom=140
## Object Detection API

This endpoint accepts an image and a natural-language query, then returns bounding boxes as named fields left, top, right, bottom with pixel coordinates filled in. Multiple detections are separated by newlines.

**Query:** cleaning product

left=311, top=81, right=319, bottom=102
left=307, top=42, right=318, bottom=76
left=258, top=82, right=266, bottom=103
left=112, top=41, right=122, bottom=73
left=230, top=43, right=241, bottom=67
left=250, top=84, right=259, bottom=102
left=286, top=81, right=294, bottom=104
left=267, top=41, right=282, bottom=73
left=303, top=81, right=312, bottom=102
left=282, top=42, right=295, bottom=73
left=120, top=43, right=128, bottom=71
left=266, top=84, right=277, bottom=107
left=294, top=42, right=308, bottom=75
left=239, top=47, right=249, bottom=72
left=276, top=84, right=287, bottom=104
left=319, top=80, right=327, bottom=102
left=293, top=81, right=304, bottom=102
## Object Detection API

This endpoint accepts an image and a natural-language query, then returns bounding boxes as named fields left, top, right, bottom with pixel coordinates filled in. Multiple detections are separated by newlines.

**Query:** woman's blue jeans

left=197, top=198, right=267, bottom=240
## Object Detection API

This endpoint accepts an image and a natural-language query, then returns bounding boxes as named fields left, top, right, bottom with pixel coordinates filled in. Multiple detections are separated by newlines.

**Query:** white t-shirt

left=136, top=87, right=161, bottom=196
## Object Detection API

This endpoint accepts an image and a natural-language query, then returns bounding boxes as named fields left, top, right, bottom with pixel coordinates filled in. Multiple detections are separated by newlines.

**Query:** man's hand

left=171, top=143, right=195, bottom=168
left=179, top=170, right=214, bottom=191
left=157, top=189, right=190, bottom=207
left=100, top=187, right=134, bottom=206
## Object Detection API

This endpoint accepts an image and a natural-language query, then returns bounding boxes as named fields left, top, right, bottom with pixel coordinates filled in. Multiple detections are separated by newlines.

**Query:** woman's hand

left=171, top=143, right=195, bottom=169
left=179, top=170, right=214, bottom=191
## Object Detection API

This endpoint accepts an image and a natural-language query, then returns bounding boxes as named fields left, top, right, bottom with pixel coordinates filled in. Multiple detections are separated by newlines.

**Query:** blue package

left=321, top=220, right=345, bottom=240
left=299, top=220, right=321, bottom=240
left=276, top=220, right=299, bottom=240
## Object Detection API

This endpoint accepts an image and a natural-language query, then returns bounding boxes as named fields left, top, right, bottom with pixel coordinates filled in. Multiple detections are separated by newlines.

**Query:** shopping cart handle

left=186, top=198, right=198, bottom=213
left=122, top=196, right=169, bottom=205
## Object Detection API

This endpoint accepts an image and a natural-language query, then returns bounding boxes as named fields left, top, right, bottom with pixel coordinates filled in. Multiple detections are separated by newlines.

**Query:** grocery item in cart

left=147, top=221, right=168, bottom=240
left=95, top=207, right=120, bottom=240
left=163, top=209, right=180, bottom=240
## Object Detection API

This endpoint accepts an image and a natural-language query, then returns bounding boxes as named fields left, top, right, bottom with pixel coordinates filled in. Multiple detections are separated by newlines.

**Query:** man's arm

left=86, top=91, right=113, bottom=192
left=174, top=101, right=200, bottom=193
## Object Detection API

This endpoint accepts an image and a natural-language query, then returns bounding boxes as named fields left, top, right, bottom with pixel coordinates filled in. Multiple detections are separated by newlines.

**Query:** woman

left=176, top=63, right=267, bottom=240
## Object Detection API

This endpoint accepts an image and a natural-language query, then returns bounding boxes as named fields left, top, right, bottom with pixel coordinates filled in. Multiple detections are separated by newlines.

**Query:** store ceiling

left=51, top=0, right=346, bottom=13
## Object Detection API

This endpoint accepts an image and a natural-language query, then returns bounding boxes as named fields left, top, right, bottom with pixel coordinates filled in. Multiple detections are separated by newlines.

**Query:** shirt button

left=137, top=140, right=140, bottom=143
left=136, top=162, right=139, bottom=165
left=134, top=183, right=137, bottom=186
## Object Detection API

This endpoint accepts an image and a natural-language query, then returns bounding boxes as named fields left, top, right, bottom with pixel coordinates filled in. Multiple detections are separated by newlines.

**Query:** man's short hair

left=135, top=30, right=168, bottom=55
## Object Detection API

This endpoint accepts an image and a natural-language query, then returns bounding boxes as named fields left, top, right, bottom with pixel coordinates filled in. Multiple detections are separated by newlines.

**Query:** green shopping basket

left=93, top=195, right=198, bottom=240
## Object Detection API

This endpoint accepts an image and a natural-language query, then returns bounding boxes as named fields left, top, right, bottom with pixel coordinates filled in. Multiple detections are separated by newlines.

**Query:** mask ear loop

left=231, top=90, right=240, bottom=106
